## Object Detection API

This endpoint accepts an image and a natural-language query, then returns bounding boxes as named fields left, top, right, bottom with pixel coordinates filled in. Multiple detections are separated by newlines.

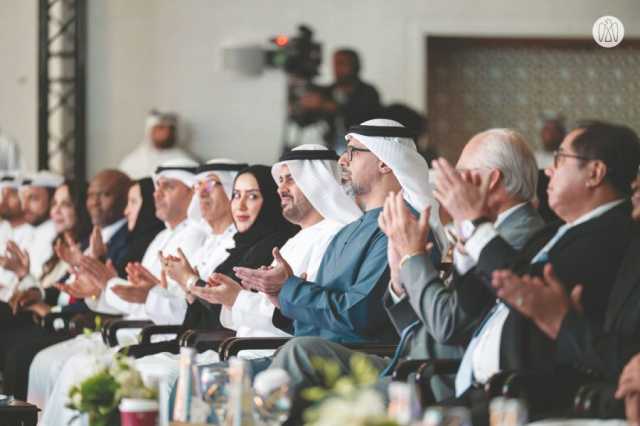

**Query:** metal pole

left=37, top=0, right=50, bottom=171
left=74, top=0, right=87, bottom=184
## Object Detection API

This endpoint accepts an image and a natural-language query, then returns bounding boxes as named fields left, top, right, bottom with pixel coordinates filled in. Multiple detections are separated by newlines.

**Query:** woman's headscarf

left=124, top=177, right=165, bottom=264
left=67, top=180, right=92, bottom=243
left=181, top=165, right=299, bottom=332
left=230, top=165, right=299, bottom=252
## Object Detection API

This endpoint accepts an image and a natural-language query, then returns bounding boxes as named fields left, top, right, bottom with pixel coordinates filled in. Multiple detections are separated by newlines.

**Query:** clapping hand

left=189, top=273, right=243, bottom=308
left=616, top=354, right=640, bottom=400
left=160, top=249, right=198, bottom=291
left=78, top=256, right=117, bottom=290
left=0, top=240, right=30, bottom=279
left=8, top=288, right=41, bottom=315
left=88, top=226, right=107, bottom=259
left=378, top=192, right=431, bottom=259
left=234, top=248, right=293, bottom=296
left=55, top=270, right=101, bottom=299
left=378, top=192, right=434, bottom=296
left=491, top=264, right=583, bottom=339
left=55, top=232, right=83, bottom=267
left=432, top=158, right=491, bottom=223
left=111, top=262, right=159, bottom=303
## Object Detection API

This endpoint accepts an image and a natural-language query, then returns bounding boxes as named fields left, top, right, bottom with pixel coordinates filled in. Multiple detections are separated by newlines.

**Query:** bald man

left=84, top=169, right=132, bottom=276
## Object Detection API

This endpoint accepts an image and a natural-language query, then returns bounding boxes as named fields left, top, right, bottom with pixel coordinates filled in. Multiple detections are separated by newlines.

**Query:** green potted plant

left=67, top=355, right=156, bottom=426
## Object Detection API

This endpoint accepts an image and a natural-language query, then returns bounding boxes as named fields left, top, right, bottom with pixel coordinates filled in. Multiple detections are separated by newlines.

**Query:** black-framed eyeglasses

left=553, top=149, right=593, bottom=168
left=346, top=145, right=371, bottom=161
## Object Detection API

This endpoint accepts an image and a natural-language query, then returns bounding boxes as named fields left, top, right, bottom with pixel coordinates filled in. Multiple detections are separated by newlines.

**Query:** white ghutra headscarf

left=271, top=144, right=362, bottom=225
left=345, top=118, right=447, bottom=251
left=187, top=158, right=248, bottom=228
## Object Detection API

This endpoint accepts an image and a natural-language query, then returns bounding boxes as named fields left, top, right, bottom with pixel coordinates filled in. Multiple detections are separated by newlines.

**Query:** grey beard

left=342, top=181, right=356, bottom=198
left=350, top=181, right=370, bottom=198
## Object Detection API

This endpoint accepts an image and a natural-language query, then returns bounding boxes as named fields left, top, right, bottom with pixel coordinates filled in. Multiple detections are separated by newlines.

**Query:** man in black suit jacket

left=432, top=121, right=640, bottom=414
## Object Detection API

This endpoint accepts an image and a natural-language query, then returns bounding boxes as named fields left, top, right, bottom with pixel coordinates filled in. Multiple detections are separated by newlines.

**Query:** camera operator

left=298, top=49, right=381, bottom=152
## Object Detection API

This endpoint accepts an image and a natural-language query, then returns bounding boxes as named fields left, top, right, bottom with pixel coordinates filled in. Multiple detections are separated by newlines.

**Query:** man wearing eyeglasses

left=237, top=120, right=444, bottom=347
left=433, top=121, right=640, bottom=417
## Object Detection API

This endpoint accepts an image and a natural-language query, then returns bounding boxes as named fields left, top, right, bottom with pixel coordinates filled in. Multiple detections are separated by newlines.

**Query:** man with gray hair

left=271, top=128, right=545, bottom=407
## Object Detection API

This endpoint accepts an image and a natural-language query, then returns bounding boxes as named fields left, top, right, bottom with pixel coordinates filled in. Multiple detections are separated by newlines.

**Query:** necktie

left=531, top=224, right=569, bottom=263
left=455, top=224, right=571, bottom=396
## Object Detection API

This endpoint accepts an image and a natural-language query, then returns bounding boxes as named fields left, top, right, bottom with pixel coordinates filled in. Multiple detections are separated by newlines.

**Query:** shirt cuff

left=219, top=305, right=234, bottom=330
left=388, top=281, right=405, bottom=304
left=279, top=276, right=305, bottom=317
left=464, top=223, right=499, bottom=262
left=453, top=249, right=476, bottom=275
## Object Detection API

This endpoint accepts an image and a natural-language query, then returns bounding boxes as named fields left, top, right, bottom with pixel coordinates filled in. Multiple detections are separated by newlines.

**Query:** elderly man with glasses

left=432, top=120, right=640, bottom=420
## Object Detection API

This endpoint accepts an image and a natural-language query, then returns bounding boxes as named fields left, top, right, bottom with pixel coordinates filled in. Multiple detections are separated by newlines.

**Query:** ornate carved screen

left=426, top=37, right=640, bottom=161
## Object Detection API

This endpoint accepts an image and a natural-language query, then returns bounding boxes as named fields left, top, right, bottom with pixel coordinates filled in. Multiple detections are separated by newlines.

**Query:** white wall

left=0, top=0, right=37, bottom=172
left=2, top=0, right=639, bottom=177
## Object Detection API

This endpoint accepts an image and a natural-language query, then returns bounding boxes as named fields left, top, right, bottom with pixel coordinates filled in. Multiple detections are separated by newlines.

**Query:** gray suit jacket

left=384, top=203, right=545, bottom=399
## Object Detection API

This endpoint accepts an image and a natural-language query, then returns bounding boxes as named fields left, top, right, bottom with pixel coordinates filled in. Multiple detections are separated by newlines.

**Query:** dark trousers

left=2, top=325, right=71, bottom=400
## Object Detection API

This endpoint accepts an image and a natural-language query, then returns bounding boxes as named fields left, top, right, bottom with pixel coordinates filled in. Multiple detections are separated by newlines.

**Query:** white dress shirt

left=454, top=203, right=527, bottom=276
left=463, top=199, right=624, bottom=387
left=99, top=218, right=127, bottom=245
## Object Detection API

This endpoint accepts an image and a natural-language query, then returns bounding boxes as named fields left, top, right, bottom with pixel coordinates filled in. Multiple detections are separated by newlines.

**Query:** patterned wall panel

left=427, top=38, right=640, bottom=162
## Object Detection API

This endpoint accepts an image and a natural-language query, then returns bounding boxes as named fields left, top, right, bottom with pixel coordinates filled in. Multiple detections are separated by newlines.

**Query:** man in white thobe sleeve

left=201, top=145, right=363, bottom=355
left=2, top=172, right=62, bottom=305
left=31, top=161, right=208, bottom=424
left=0, top=174, right=35, bottom=305
left=130, top=159, right=248, bottom=419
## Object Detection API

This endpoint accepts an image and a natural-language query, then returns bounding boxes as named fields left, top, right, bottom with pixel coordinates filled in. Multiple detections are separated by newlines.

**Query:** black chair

left=116, top=326, right=236, bottom=358
left=218, top=336, right=397, bottom=361
left=41, top=311, right=122, bottom=335
left=573, top=382, right=624, bottom=419
left=40, top=311, right=77, bottom=333
left=179, top=328, right=236, bottom=350
left=101, top=318, right=154, bottom=347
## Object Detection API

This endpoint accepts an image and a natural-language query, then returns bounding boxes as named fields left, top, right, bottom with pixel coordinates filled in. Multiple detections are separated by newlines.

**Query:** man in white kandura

left=32, top=160, right=208, bottom=425
left=119, top=110, right=195, bottom=180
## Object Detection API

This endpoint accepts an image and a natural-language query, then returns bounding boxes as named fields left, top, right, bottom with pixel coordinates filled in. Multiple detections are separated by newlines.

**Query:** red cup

left=120, top=398, right=159, bottom=426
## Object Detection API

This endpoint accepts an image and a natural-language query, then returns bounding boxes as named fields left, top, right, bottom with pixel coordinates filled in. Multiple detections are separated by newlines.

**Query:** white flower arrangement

left=67, top=354, right=156, bottom=426
left=302, top=354, right=400, bottom=426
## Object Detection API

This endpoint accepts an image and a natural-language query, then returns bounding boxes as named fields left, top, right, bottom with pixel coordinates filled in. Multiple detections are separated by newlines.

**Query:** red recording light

left=275, top=35, right=289, bottom=47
